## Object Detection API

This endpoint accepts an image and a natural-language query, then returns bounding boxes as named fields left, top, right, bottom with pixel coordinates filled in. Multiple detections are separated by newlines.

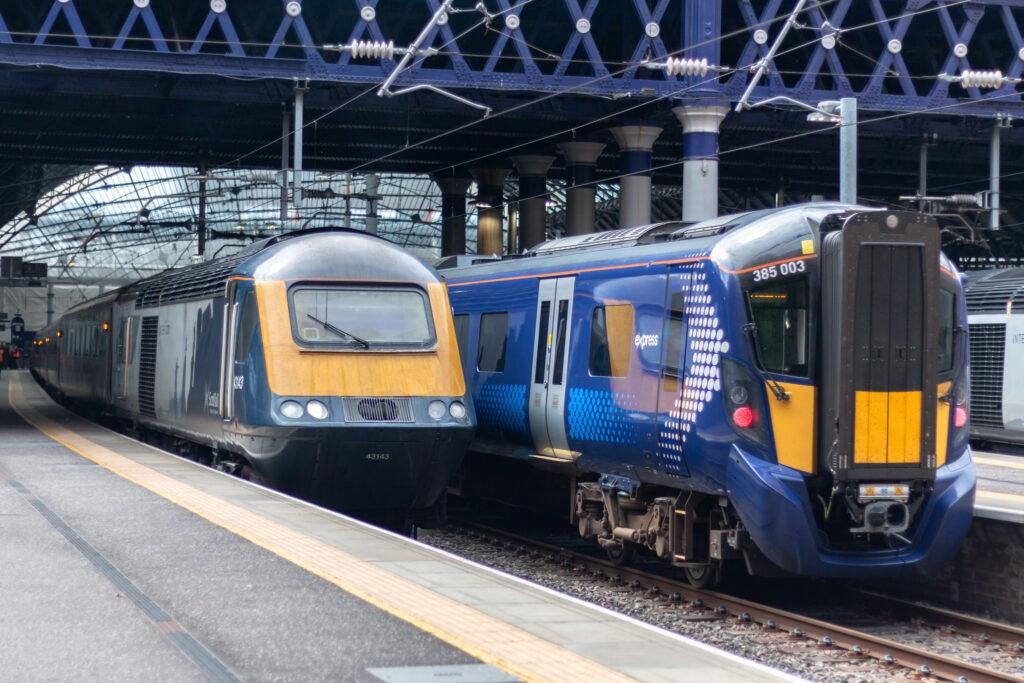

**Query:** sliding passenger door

left=219, top=283, right=239, bottom=421
left=113, top=315, right=133, bottom=400
left=656, top=265, right=694, bottom=477
left=529, top=277, right=576, bottom=460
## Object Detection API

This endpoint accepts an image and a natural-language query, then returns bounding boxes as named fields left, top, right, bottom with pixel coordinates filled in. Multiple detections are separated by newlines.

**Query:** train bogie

left=442, top=204, right=975, bottom=582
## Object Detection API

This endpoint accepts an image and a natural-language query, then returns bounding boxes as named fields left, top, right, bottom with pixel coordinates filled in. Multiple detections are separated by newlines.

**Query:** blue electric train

left=441, top=204, right=975, bottom=585
left=31, top=228, right=474, bottom=525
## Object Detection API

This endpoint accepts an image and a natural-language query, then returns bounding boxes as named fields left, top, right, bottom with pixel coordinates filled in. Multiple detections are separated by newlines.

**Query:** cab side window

left=747, top=279, right=809, bottom=377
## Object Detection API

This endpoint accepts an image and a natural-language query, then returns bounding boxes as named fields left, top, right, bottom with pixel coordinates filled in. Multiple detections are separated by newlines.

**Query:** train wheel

left=605, top=541, right=636, bottom=566
left=684, top=565, right=719, bottom=589
left=239, top=464, right=264, bottom=485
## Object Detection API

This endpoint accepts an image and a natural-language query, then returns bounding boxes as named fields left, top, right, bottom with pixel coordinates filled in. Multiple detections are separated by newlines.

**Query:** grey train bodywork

left=965, top=267, right=1024, bottom=445
left=31, top=229, right=474, bottom=516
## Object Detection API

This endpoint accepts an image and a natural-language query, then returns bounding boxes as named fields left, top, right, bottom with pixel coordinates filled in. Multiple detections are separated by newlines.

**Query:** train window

left=552, top=300, right=569, bottom=385
left=662, top=293, right=686, bottom=392
left=534, top=302, right=550, bottom=383
left=234, top=291, right=259, bottom=362
left=938, top=289, right=955, bottom=374
left=289, top=286, right=435, bottom=349
left=477, top=312, right=508, bottom=372
left=453, top=314, right=470, bottom=370
left=589, top=304, right=633, bottom=377
left=747, top=279, right=809, bottom=377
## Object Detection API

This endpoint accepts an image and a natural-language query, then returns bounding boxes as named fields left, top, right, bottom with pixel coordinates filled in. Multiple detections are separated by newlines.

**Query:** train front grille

left=967, top=323, right=1005, bottom=428
left=342, top=397, right=415, bottom=423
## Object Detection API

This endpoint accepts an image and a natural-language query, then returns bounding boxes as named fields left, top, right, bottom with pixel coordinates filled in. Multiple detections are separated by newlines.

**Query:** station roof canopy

left=1, top=0, right=1023, bottom=278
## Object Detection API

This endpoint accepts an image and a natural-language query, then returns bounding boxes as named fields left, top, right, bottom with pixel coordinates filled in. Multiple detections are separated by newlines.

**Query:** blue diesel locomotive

left=441, top=204, right=975, bottom=584
left=31, top=228, right=474, bottom=523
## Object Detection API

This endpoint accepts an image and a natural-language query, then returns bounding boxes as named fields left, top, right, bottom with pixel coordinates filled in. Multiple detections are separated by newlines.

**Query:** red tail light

left=733, top=405, right=754, bottom=429
left=954, top=405, right=967, bottom=428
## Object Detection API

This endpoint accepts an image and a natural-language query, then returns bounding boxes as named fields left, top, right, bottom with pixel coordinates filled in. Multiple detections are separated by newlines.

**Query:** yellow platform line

left=974, top=455, right=1024, bottom=471
left=8, top=376, right=634, bottom=683
left=976, top=489, right=1024, bottom=505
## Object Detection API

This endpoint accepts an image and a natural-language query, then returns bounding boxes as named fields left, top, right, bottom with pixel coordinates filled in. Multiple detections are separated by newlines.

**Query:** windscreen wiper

left=306, top=313, right=370, bottom=348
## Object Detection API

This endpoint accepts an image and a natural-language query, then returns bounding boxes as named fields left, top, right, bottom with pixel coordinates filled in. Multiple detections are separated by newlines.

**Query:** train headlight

left=306, top=400, right=329, bottom=420
left=729, top=385, right=749, bottom=406
left=280, top=400, right=304, bottom=419
left=427, top=400, right=446, bottom=420
left=449, top=401, right=467, bottom=420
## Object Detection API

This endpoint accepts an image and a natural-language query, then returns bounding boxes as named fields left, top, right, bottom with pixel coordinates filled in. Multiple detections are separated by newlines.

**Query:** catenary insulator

left=946, top=194, right=981, bottom=207
left=663, top=57, right=709, bottom=77
left=347, top=39, right=395, bottom=60
left=959, top=69, right=1004, bottom=89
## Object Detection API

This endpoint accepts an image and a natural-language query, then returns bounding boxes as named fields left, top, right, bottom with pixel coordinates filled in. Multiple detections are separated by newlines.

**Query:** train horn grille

left=342, top=398, right=414, bottom=423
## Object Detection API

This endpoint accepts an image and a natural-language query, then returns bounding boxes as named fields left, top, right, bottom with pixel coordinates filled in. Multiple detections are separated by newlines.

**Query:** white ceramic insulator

left=347, top=39, right=395, bottom=60
left=664, top=57, right=709, bottom=77
left=960, top=69, right=1004, bottom=89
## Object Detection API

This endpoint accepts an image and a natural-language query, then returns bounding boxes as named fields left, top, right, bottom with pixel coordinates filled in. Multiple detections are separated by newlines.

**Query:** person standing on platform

left=10, top=344, right=20, bottom=369
left=0, top=344, right=5, bottom=377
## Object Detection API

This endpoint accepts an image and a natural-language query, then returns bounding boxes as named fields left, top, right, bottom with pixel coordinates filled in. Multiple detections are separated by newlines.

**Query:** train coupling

left=848, top=482, right=912, bottom=537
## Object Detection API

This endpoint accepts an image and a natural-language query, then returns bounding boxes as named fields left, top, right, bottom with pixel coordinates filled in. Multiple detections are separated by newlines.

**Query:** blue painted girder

left=0, top=0, right=1022, bottom=117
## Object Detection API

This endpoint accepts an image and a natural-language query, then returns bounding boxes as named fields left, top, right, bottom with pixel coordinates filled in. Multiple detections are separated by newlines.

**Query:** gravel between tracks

left=419, top=528, right=1024, bottom=683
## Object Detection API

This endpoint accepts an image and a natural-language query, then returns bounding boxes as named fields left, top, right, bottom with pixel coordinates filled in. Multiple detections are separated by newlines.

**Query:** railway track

left=441, top=520, right=1024, bottom=683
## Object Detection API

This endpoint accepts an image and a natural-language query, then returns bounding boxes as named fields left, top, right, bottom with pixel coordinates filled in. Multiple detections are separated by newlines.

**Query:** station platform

left=0, top=370, right=797, bottom=683
left=973, top=449, right=1024, bottom=524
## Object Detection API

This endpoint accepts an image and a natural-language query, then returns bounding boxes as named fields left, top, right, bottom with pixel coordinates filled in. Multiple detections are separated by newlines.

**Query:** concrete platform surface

left=1, top=371, right=798, bottom=683
left=974, top=449, right=1024, bottom=523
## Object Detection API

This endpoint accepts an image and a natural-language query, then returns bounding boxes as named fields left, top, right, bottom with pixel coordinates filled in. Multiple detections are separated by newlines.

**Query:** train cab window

left=234, top=291, right=259, bottom=362
left=589, top=304, right=633, bottom=377
left=747, top=279, right=809, bottom=377
left=453, top=314, right=470, bottom=370
left=938, top=289, right=955, bottom=374
left=477, top=312, right=508, bottom=373
left=289, top=286, right=435, bottom=349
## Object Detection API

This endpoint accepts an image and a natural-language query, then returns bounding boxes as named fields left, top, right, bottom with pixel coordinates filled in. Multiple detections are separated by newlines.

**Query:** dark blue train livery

left=31, top=228, right=474, bottom=524
left=441, top=204, right=975, bottom=584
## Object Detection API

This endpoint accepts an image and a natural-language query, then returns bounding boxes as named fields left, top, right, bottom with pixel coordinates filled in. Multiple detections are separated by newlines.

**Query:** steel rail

left=452, top=521, right=1022, bottom=683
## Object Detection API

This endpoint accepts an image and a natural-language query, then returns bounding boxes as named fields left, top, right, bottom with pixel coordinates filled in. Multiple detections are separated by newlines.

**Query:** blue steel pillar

left=557, top=141, right=605, bottom=236
left=610, top=123, right=663, bottom=228
left=432, top=173, right=473, bottom=256
left=673, top=106, right=728, bottom=222
left=511, top=154, right=555, bottom=251
left=471, top=166, right=511, bottom=255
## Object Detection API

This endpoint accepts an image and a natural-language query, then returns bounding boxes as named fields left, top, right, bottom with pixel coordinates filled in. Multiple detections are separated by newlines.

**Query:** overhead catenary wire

left=0, top=0, right=1011, bottom=262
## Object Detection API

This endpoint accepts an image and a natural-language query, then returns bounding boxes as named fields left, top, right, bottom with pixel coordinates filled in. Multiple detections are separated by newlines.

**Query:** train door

left=219, top=282, right=240, bottom=421
left=113, top=315, right=134, bottom=400
left=529, top=276, right=576, bottom=459
left=656, top=265, right=693, bottom=476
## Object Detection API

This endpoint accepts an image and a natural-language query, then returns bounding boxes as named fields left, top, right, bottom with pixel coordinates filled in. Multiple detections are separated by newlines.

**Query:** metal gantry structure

left=0, top=0, right=1023, bottom=273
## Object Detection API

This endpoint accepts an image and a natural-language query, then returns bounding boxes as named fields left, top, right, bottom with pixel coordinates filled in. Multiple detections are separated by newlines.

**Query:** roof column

left=511, top=154, right=555, bottom=251
left=432, top=173, right=473, bottom=256
left=557, top=141, right=605, bottom=236
left=471, top=166, right=511, bottom=255
left=610, top=123, right=663, bottom=228
left=673, top=105, right=727, bottom=223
